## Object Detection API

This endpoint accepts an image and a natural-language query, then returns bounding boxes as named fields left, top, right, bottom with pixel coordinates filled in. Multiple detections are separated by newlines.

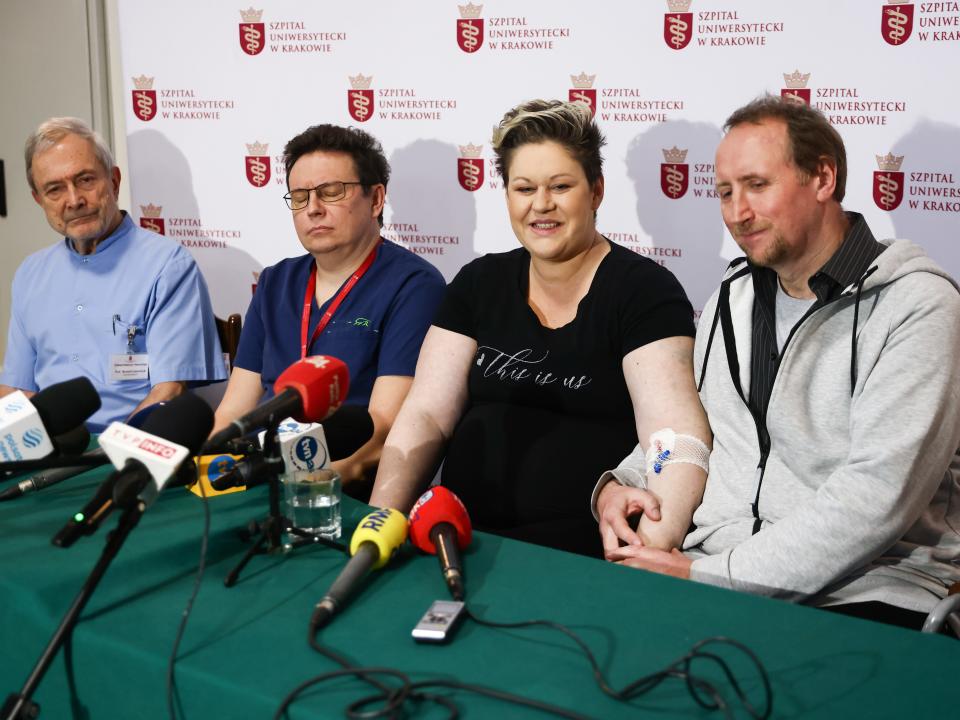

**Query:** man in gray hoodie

left=595, top=96, right=960, bottom=629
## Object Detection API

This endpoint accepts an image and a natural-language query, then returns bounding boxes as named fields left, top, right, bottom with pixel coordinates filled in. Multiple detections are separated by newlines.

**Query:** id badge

left=110, top=353, right=150, bottom=381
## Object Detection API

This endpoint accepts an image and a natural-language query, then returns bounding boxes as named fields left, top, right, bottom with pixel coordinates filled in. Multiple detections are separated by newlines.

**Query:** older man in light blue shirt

left=0, top=117, right=225, bottom=431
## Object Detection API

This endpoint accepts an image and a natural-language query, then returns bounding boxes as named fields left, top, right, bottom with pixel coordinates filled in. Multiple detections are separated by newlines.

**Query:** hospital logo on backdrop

left=781, top=69, right=811, bottom=105
left=661, top=147, right=689, bottom=200
left=245, top=142, right=271, bottom=187
left=131, top=75, right=157, bottom=122
left=881, top=2, right=914, bottom=45
left=457, top=3, right=484, bottom=53
left=664, top=0, right=694, bottom=50
left=130, top=74, right=236, bottom=122
left=569, top=72, right=596, bottom=117
left=236, top=6, right=346, bottom=54
left=139, top=203, right=165, bottom=235
left=785, top=69, right=908, bottom=126
left=879, top=2, right=959, bottom=44
left=348, top=74, right=374, bottom=122
left=457, top=143, right=484, bottom=192
left=874, top=153, right=905, bottom=211
left=239, top=7, right=265, bottom=55
left=568, top=73, right=684, bottom=124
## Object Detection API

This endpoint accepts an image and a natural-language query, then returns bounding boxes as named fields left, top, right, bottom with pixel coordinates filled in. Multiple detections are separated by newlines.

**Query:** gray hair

left=25, top=117, right=116, bottom=191
left=491, top=99, right=605, bottom=185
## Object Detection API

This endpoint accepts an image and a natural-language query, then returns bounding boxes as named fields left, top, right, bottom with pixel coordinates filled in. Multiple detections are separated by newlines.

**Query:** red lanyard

left=300, top=240, right=381, bottom=358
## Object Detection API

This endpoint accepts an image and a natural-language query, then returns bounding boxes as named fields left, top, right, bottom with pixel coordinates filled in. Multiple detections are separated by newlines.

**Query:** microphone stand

left=223, top=418, right=342, bottom=588
left=1, top=499, right=146, bottom=720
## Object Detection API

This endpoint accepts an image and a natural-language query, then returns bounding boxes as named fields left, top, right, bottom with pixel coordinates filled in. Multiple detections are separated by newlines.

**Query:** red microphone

left=409, top=487, right=472, bottom=600
left=204, top=356, right=349, bottom=451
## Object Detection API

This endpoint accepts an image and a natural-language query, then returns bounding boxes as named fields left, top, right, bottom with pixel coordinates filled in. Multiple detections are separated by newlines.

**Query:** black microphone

left=28, top=376, right=101, bottom=437
left=53, top=394, right=213, bottom=547
left=51, top=426, right=92, bottom=456
left=0, top=448, right=108, bottom=502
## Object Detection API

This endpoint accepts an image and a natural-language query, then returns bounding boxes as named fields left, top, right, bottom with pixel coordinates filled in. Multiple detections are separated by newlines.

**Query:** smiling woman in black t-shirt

left=371, top=99, right=710, bottom=558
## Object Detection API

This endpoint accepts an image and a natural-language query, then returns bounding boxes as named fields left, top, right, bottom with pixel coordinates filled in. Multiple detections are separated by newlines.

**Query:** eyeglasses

left=283, top=181, right=363, bottom=210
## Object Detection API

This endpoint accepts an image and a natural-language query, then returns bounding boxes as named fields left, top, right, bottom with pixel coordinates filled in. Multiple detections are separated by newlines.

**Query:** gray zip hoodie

left=686, top=239, right=960, bottom=611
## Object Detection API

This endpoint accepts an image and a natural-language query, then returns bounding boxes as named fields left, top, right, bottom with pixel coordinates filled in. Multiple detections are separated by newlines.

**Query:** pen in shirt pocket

left=112, top=314, right=141, bottom=350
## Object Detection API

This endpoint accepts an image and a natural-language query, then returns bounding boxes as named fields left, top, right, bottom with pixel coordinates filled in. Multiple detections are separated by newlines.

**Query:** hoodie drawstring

left=850, top=266, right=878, bottom=396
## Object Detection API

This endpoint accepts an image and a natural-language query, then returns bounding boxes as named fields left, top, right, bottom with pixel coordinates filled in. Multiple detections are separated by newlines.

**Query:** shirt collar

left=749, top=211, right=885, bottom=307
left=63, top=211, right=133, bottom=257
left=807, top=211, right=885, bottom=303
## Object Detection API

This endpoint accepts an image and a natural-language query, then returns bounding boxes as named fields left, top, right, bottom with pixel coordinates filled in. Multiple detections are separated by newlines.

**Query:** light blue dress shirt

left=1, top=213, right=226, bottom=431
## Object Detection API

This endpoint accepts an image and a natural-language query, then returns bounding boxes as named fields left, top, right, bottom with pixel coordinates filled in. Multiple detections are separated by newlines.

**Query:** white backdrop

left=116, top=0, right=960, bottom=322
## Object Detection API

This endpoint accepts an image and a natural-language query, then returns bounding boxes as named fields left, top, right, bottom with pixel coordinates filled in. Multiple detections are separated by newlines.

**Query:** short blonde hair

left=25, top=117, right=115, bottom=191
left=492, top=99, right=605, bottom=185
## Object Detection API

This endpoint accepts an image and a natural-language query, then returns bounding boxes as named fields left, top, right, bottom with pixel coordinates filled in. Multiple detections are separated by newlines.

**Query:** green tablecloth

left=0, top=469, right=956, bottom=719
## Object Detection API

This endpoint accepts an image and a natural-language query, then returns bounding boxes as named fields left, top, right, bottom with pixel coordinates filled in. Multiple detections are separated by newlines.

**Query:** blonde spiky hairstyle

left=491, top=99, right=605, bottom=185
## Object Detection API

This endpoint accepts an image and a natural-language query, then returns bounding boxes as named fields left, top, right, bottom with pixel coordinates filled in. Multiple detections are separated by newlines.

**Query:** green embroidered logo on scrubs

left=345, top=317, right=376, bottom=332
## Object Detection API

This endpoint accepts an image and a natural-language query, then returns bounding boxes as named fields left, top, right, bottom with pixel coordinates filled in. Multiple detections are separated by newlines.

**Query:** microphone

left=310, top=508, right=407, bottom=630
left=204, top=356, right=348, bottom=451
left=0, top=398, right=160, bottom=501
left=409, top=487, right=472, bottom=601
left=0, top=377, right=100, bottom=464
left=50, top=426, right=92, bottom=456
left=210, top=406, right=374, bottom=491
left=0, top=448, right=108, bottom=502
left=52, top=393, right=213, bottom=547
left=187, top=453, right=247, bottom=498
left=108, top=393, right=214, bottom=509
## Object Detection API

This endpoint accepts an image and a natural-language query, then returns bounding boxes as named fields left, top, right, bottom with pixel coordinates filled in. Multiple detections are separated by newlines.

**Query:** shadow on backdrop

left=625, top=120, right=729, bottom=316
left=889, top=118, right=960, bottom=282
left=388, top=139, right=479, bottom=281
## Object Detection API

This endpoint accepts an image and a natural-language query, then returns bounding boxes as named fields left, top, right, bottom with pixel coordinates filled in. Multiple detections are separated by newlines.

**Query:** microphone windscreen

left=409, top=487, right=472, bottom=554
left=349, top=508, right=408, bottom=569
left=140, top=393, right=214, bottom=455
left=274, top=356, right=349, bottom=424
left=52, top=425, right=91, bottom=456
left=323, top=405, right=375, bottom=460
left=126, top=401, right=166, bottom=429
left=31, top=377, right=101, bottom=435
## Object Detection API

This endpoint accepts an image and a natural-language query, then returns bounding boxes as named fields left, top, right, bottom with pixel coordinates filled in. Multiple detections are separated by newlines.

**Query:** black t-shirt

left=434, top=240, right=695, bottom=557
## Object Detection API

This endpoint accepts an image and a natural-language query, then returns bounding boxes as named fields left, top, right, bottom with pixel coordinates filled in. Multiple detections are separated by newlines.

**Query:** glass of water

left=282, top=468, right=341, bottom=540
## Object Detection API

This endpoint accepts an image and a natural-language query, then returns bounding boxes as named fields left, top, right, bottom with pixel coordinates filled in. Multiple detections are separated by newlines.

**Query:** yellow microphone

left=311, top=508, right=408, bottom=629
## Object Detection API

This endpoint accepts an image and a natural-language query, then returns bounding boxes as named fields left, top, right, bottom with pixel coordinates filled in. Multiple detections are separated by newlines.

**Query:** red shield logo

left=780, top=88, right=811, bottom=105
left=881, top=3, right=914, bottom=45
left=245, top=156, right=271, bottom=187
left=140, top=217, right=165, bottom=235
left=568, top=89, right=597, bottom=117
left=457, top=158, right=483, bottom=192
left=661, top=164, right=689, bottom=199
left=132, top=90, right=157, bottom=122
left=240, top=22, right=265, bottom=55
left=457, top=19, right=483, bottom=53
left=873, top=171, right=904, bottom=211
left=664, top=13, right=693, bottom=50
left=348, top=89, right=374, bottom=122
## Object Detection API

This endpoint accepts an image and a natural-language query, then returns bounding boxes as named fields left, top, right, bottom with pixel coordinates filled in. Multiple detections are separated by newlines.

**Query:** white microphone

left=0, top=377, right=101, bottom=465
left=262, top=419, right=331, bottom=471
left=98, top=423, right=192, bottom=509
left=0, top=391, right=56, bottom=461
